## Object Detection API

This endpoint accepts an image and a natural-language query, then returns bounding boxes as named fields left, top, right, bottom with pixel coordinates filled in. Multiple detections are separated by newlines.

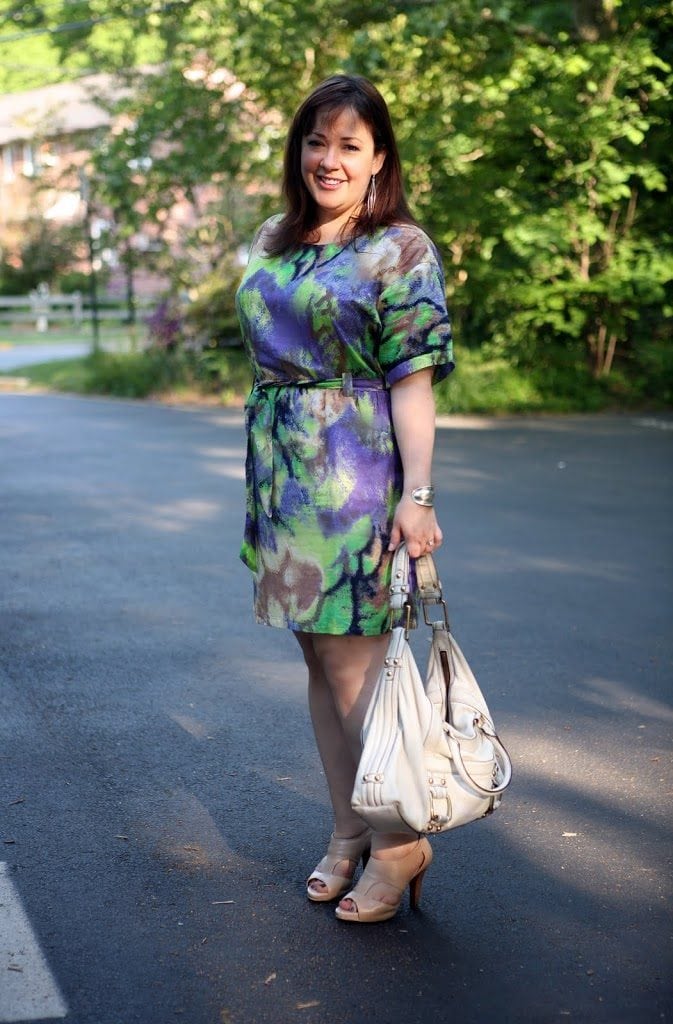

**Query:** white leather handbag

left=351, top=544, right=512, bottom=835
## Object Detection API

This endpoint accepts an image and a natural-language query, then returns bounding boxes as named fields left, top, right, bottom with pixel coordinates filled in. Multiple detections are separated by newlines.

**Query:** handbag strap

left=415, top=551, right=442, bottom=602
left=389, top=543, right=412, bottom=611
left=389, top=544, right=449, bottom=629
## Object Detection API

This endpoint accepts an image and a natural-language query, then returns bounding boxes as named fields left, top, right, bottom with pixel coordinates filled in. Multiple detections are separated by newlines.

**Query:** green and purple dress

left=235, top=218, right=453, bottom=636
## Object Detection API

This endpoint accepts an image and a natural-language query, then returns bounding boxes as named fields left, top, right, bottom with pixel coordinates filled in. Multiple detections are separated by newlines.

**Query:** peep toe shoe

left=306, top=829, right=371, bottom=903
left=334, top=837, right=433, bottom=923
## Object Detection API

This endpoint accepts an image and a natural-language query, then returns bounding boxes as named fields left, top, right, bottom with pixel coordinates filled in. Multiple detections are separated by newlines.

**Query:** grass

left=0, top=323, right=140, bottom=348
left=2, top=357, right=96, bottom=391
left=0, top=346, right=253, bottom=404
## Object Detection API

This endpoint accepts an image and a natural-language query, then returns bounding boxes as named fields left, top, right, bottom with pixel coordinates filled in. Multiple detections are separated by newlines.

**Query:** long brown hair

left=266, top=75, right=416, bottom=255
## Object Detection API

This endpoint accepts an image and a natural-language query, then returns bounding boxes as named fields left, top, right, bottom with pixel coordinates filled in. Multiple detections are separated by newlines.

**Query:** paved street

left=1, top=393, right=671, bottom=1024
left=0, top=344, right=94, bottom=372
left=0, top=341, right=131, bottom=373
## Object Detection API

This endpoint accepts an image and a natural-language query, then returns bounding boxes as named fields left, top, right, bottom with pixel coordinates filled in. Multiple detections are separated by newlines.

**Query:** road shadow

left=1, top=396, right=671, bottom=1024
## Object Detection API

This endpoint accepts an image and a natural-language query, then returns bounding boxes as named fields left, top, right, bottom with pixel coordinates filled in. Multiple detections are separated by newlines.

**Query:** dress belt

left=247, top=373, right=388, bottom=518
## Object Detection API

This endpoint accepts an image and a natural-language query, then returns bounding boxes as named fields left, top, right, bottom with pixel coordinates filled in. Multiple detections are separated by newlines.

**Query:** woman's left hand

left=388, top=494, right=442, bottom=559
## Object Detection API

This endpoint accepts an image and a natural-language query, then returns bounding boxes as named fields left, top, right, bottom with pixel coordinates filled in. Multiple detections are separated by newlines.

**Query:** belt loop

left=341, top=372, right=354, bottom=397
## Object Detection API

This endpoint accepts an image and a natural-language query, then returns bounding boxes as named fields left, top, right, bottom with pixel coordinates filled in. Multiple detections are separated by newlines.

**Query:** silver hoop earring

left=366, top=174, right=377, bottom=217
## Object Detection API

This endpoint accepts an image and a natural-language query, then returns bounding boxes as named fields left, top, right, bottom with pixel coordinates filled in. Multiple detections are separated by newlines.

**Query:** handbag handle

left=390, top=543, right=449, bottom=627
left=391, top=543, right=513, bottom=798
left=446, top=726, right=513, bottom=796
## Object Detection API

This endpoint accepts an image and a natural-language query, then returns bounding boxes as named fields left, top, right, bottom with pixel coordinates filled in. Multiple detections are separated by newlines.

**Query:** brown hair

left=266, top=74, right=416, bottom=255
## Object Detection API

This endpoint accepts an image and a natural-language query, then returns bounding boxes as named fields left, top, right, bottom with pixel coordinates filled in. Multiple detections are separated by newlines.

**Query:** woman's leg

left=295, top=631, right=372, bottom=838
left=296, top=631, right=419, bottom=904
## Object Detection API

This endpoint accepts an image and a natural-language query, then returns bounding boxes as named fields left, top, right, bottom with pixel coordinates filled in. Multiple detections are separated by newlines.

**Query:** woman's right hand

left=388, top=494, right=442, bottom=559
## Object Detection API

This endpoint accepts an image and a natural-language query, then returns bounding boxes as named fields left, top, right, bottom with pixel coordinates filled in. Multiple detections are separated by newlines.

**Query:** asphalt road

left=0, top=342, right=128, bottom=373
left=1, top=394, right=671, bottom=1024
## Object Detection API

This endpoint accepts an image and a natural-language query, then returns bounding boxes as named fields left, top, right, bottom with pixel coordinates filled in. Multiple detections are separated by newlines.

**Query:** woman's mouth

left=316, top=175, right=344, bottom=189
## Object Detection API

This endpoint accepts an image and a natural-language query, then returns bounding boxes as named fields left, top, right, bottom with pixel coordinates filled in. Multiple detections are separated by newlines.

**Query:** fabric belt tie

left=247, top=373, right=387, bottom=519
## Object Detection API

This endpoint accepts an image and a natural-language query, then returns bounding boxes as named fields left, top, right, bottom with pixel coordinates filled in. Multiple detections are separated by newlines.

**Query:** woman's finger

left=388, top=522, right=402, bottom=551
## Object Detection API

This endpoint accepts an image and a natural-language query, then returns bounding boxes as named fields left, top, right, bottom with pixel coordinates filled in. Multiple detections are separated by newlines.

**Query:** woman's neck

left=311, top=209, right=359, bottom=244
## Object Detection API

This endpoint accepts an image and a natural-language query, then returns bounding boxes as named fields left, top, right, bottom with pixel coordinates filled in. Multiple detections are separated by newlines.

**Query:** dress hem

left=252, top=613, right=392, bottom=638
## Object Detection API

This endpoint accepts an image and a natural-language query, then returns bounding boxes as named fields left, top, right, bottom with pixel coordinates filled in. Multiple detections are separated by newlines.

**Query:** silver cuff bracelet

left=410, top=485, right=435, bottom=507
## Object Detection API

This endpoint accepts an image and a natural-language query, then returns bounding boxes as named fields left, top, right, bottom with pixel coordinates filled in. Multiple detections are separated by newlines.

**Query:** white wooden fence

left=0, top=288, right=151, bottom=330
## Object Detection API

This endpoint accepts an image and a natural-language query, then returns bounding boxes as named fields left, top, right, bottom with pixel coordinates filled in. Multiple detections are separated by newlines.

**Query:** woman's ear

left=373, top=149, right=386, bottom=176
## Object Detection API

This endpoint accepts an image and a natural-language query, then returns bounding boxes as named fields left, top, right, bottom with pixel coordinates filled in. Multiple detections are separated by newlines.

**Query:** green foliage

left=2, top=0, right=671, bottom=407
left=182, top=255, right=244, bottom=347
left=434, top=351, right=546, bottom=415
left=342, top=0, right=673, bottom=387
left=56, top=270, right=91, bottom=293
left=192, top=345, right=253, bottom=402
left=1, top=345, right=253, bottom=403
left=1, top=356, right=97, bottom=390
left=22, top=349, right=190, bottom=397
left=75, top=349, right=189, bottom=397
left=629, top=336, right=673, bottom=406
left=0, top=220, right=76, bottom=294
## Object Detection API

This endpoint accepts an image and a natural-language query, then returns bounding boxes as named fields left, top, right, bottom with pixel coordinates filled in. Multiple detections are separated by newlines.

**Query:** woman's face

left=301, top=106, right=386, bottom=235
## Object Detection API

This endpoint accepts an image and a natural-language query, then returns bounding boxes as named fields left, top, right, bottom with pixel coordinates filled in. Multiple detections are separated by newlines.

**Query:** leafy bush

left=435, top=350, right=545, bottom=414
left=56, top=271, right=91, bottom=294
left=0, top=220, right=78, bottom=295
left=145, top=299, right=184, bottom=351
left=630, top=336, right=673, bottom=407
left=193, top=344, right=252, bottom=400
left=182, top=255, right=243, bottom=348
left=78, top=350, right=189, bottom=398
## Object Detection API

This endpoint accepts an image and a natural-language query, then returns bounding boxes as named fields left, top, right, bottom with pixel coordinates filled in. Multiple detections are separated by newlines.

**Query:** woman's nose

left=320, top=146, right=340, bottom=170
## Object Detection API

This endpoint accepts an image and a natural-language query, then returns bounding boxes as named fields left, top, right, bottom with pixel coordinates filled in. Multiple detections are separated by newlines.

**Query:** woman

left=235, top=74, right=454, bottom=923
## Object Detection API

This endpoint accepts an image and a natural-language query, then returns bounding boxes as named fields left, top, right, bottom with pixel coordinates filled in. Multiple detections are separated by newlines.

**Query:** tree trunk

left=594, top=320, right=608, bottom=376
left=603, top=331, right=619, bottom=376
left=573, top=0, right=618, bottom=41
left=124, top=251, right=136, bottom=327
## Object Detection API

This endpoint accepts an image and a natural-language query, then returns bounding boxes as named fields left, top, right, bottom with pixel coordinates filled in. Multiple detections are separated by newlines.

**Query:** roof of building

left=0, top=73, right=129, bottom=146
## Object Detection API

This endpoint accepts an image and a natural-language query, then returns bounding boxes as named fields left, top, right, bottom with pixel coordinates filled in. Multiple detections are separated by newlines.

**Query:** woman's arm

left=388, top=367, right=443, bottom=558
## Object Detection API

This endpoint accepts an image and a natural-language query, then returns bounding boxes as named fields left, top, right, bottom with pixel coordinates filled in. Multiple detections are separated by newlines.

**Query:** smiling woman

left=234, top=74, right=454, bottom=925
left=300, top=108, right=386, bottom=242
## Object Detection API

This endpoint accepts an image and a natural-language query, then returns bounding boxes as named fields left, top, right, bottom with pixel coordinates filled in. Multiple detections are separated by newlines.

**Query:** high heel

left=306, top=829, right=371, bottom=902
left=334, top=837, right=432, bottom=923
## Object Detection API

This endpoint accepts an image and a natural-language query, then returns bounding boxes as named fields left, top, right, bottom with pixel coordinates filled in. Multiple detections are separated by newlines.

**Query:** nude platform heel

left=334, top=837, right=433, bottom=923
left=306, top=829, right=372, bottom=902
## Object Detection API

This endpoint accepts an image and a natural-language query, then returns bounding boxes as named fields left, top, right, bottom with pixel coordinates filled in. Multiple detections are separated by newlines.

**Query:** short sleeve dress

left=235, top=218, right=454, bottom=636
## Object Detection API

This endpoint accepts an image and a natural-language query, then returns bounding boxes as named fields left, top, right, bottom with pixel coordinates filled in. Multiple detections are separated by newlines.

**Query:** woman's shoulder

left=372, top=222, right=442, bottom=274
left=384, top=221, right=438, bottom=254
left=249, top=214, right=284, bottom=255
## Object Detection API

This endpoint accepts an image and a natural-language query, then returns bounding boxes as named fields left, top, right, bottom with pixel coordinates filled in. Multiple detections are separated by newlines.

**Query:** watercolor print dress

left=235, top=218, right=454, bottom=636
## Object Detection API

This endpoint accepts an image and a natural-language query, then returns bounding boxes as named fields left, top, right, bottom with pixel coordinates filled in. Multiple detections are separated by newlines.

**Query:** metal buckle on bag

left=387, top=598, right=414, bottom=637
left=422, top=597, right=450, bottom=629
left=386, top=599, right=413, bottom=636
left=404, top=601, right=413, bottom=638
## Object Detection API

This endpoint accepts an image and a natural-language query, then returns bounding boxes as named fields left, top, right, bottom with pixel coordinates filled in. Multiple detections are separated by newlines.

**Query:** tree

left=338, top=1, right=672, bottom=387
left=0, top=219, right=77, bottom=294
left=4, top=0, right=670, bottom=400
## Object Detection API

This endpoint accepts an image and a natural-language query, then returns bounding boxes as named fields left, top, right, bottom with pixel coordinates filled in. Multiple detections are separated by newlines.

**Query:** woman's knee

left=294, top=631, right=323, bottom=676
left=309, top=635, right=349, bottom=684
left=312, top=634, right=386, bottom=689
left=296, top=633, right=388, bottom=689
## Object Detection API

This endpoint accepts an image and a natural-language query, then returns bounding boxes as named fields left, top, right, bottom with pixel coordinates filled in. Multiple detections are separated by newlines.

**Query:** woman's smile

left=301, top=107, right=385, bottom=239
left=316, top=174, right=345, bottom=189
